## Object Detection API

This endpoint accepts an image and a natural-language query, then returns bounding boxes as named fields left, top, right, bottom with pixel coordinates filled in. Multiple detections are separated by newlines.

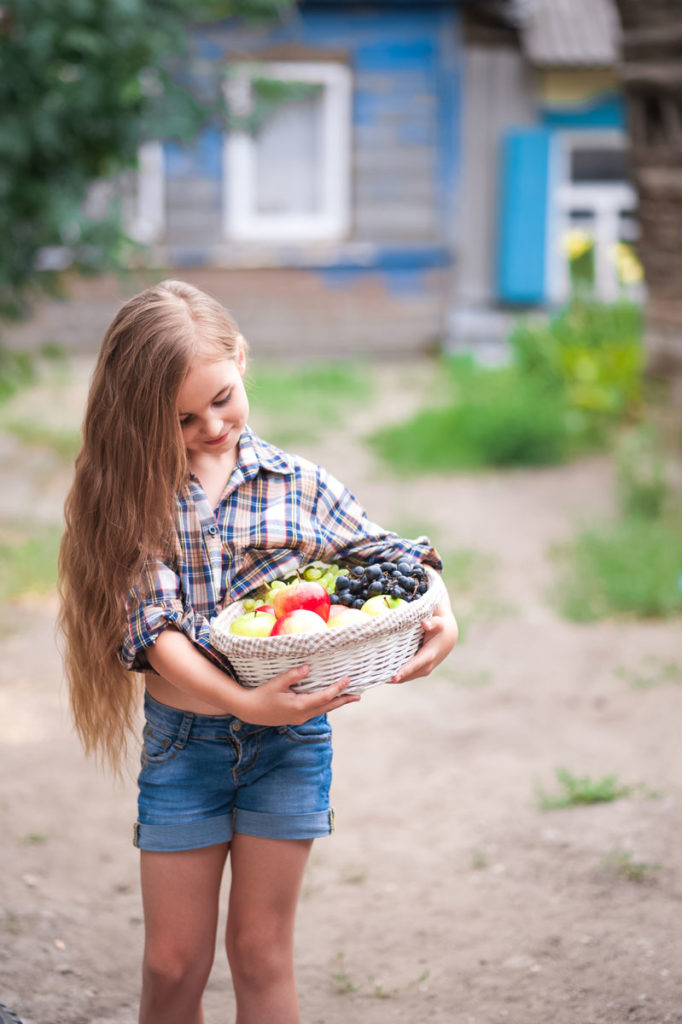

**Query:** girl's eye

left=214, top=392, right=231, bottom=407
left=180, top=415, right=193, bottom=427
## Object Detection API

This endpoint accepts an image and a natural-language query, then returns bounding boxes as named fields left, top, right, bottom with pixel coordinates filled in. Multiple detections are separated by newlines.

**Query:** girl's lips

left=205, top=432, right=229, bottom=446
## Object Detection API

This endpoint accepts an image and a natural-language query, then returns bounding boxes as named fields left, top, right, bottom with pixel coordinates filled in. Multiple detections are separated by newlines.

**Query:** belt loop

left=133, top=822, right=141, bottom=848
left=177, top=712, right=194, bottom=748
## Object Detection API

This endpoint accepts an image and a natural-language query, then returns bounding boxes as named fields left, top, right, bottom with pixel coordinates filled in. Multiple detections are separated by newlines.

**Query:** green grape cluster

left=242, top=562, right=350, bottom=610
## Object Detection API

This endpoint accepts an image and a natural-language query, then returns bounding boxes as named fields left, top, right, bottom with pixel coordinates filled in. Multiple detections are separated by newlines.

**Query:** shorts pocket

left=282, top=714, right=332, bottom=745
left=141, top=721, right=186, bottom=765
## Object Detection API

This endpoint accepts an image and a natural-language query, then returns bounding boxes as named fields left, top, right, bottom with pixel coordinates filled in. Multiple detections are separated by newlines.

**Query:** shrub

left=369, top=359, right=567, bottom=472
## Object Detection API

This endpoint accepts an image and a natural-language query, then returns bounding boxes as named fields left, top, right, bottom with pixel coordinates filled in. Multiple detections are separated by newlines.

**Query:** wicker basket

left=210, top=566, right=446, bottom=694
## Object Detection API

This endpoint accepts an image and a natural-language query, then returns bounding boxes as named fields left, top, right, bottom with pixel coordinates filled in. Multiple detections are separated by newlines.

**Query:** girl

left=58, top=279, right=457, bottom=1024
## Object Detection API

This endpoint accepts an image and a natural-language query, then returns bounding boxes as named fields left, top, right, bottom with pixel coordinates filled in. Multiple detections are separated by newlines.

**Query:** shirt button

left=205, top=524, right=218, bottom=536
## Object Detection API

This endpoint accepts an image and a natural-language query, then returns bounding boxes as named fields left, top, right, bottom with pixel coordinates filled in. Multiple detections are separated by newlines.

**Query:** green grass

left=1, top=418, right=82, bottom=462
left=368, top=361, right=568, bottom=473
left=247, top=360, right=371, bottom=448
left=537, top=767, right=632, bottom=810
left=602, top=849, right=661, bottom=883
left=0, top=524, right=62, bottom=603
left=615, top=656, right=682, bottom=689
left=555, top=515, right=682, bottom=621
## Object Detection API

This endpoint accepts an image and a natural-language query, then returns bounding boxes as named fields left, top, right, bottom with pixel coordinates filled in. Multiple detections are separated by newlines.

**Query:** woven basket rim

left=211, top=565, right=444, bottom=661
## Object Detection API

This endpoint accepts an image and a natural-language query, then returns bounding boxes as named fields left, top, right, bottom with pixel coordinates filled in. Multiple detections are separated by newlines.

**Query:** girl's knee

left=226, top=921, right=291, bottom=987
left=143, top=942, right=213, bottom=995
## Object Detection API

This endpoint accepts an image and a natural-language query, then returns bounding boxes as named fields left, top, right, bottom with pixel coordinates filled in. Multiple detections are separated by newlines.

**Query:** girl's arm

left=389, top=589, right=458, bottom=684
left=146, top=627, right=360, bottom=725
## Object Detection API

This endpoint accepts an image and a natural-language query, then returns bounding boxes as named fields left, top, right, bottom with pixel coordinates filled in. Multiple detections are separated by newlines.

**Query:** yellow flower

left=562, top=228, right=594, bottom=261
left=611, top=242, right=644, bottom=285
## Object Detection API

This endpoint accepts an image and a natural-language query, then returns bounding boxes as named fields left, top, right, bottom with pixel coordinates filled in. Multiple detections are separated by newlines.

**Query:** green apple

left=229, top=610, right=277, bottom=637
left=361, top=595, right=406, bottom=616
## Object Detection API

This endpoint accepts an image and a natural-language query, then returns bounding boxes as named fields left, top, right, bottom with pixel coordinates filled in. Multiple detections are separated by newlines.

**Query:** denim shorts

left=134, top=692, right=334, bottom=852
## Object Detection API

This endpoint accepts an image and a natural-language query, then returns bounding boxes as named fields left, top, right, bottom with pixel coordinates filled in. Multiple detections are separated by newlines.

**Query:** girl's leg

left=225, top=834, right=313, bottom=1024
left=139, top=843, right=229, bottom=1024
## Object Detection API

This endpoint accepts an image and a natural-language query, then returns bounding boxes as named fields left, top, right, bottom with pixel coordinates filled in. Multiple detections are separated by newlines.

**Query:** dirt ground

left=1, top=351, right=681, bottom=1024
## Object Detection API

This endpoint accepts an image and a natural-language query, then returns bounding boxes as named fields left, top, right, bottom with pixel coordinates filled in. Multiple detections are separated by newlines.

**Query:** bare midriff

left=144, top=673, right=234, bottom=717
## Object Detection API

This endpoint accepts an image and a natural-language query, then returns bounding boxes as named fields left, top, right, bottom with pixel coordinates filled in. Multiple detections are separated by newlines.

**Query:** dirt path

left=1, top=357, right=681, bottom=1024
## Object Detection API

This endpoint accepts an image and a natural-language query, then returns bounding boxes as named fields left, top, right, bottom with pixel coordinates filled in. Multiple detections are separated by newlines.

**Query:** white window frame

left=547, top=130, right=638, bottom=304
left=223, top=61, right=352, bottom=242
left=129, top=140, right=166, bottom=244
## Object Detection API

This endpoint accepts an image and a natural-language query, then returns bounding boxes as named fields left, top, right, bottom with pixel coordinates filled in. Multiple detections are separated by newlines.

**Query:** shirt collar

left=234, top=425, right=294, bottom=479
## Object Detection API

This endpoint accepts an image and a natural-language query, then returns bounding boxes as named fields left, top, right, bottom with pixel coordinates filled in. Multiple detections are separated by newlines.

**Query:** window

left=549, top=131, right=642, bottom=303
left=223, top=61, right=352, bottom=242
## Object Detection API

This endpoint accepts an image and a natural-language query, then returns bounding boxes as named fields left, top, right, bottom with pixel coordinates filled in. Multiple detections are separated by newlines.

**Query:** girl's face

left=177, top=351, right=249, bottom=462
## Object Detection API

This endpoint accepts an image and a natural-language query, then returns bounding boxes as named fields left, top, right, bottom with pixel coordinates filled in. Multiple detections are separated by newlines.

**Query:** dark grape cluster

left=330, top=556, right=429, bottom=609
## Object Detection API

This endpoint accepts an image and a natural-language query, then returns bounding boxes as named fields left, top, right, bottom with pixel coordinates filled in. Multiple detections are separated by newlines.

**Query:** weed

left=331, top=953, right=430, bottom=1000
left=537, top=767, right=632, bottom=810
left=602, top=849, right=660, bottom=882
left=331, top=953, right=362, bottom=995
left=615, top=657, right=682, bottom=689
left=3, top=913, right=20, bottom=935
left=23, top=832, right=49, bottom=844
left=616, top=424, right=668, bottom=521
left=554, top=515, right=682, bottom=621
left=0, top=345, right=35, bottom=404
left=0, top=523, right=62, bottom=604
left=471, top=850, right=488, bottom=870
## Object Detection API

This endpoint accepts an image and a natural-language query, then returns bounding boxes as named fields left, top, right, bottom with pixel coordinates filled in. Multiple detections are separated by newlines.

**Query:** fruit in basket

left=333, top=557, right=428, bottom=606
left=230, top=610, right=277, bottom=637
left=271, top=579, right=331, bottom=622
left=270, top=609, right=329, bottom=635
left=361, top=595, right=406, bottom=616
left=327, top=607, right=371, bottom=629
left=255, top=604, right=276, bottom=615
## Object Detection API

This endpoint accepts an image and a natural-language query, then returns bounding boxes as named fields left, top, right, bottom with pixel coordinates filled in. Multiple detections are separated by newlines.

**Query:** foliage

left=537, top=767, right=632, bottom=810
left=615, top=423, right=668, bottom=520
left=0, top=345, right=35, bottom=403
left=510, top=300, right=644, bottom=444
left=226, top=74, right=324, bottom=135
left=369, top=356, right=568, bottom=472
left=0, top=0, right=293, bottom=319
left=370, top=301, right=645, bottom=474
left=555, top=415, right=681, bottom=622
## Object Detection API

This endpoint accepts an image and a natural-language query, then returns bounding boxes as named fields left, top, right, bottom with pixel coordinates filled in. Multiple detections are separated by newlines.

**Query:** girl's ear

left=236, top=335, right=247, bottom=376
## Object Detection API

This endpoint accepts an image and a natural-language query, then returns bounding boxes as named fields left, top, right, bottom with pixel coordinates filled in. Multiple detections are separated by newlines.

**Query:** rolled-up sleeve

left=120, top=557, right=225, bottom=673
left=313, top=467, right=443, bottom=571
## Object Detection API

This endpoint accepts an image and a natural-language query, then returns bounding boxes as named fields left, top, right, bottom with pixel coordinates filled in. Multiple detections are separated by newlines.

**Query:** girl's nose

left=203, top=413, right=224, bottom=437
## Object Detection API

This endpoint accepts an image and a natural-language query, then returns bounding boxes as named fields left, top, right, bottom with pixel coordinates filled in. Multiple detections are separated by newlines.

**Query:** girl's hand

left=389, top=594, right=458, bottom=685
left=235, top=665, right=360, bottom=726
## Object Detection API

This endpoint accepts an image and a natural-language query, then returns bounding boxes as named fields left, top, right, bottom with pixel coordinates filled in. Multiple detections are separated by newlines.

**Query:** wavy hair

left=58, top=280, right=244, bottom=770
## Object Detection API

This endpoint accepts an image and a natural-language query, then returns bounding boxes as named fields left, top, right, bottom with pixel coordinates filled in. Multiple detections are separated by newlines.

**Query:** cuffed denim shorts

left=134, top=692, right=334, bottom=852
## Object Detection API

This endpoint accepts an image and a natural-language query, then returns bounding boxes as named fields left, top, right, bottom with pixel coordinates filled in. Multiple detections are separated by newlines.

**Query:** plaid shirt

left=121, top=426, right=442, bottom=672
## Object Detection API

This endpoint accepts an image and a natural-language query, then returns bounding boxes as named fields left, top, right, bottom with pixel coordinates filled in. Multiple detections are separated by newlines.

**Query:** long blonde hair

left=58, top=279, right=244, bottom=770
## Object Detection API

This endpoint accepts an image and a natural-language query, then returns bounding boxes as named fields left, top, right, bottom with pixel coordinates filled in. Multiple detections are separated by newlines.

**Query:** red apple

left=271, top=579, right=331, bottom=622
left=255, top=604, right=276, bottom=615
left=270, top=609, right=329, bottom=636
